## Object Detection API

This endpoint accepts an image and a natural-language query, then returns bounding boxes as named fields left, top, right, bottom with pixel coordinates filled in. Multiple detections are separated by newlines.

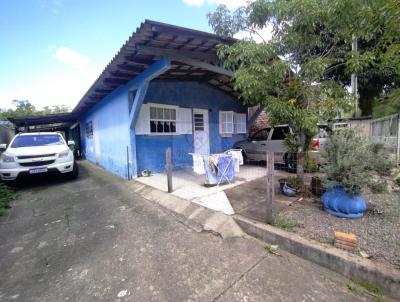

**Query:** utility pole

left=351, top=36, right=359, bottom=117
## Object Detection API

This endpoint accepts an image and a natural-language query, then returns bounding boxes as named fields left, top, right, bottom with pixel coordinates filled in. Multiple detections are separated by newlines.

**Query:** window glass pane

left=150, top=121, right=156, bottom=133
left=164, top=121, right=170, bottom=133
left=157, top=108, right=163, bottom=119
left=171, top=109, right=176, bottom=120
left=12, top=134, right=64, bottom=148
left=164, top=108, right=171, bottom=120
left=150, top=107, right=156, bottom=119
left=171, top=122, right=176, bottom=133
left=252, top=129, right=269, bottom=140
left=157, top=121, right=163, bottom=132
left=271, top=126, right=289, bottom=140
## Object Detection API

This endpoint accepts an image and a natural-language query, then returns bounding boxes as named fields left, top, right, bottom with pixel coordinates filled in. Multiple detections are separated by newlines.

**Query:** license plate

left=29, top=168, right=48, bottom=174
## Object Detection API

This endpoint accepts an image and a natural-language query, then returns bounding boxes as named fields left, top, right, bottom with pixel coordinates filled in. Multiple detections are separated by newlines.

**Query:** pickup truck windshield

left=11, top=134, right=64, bottom=148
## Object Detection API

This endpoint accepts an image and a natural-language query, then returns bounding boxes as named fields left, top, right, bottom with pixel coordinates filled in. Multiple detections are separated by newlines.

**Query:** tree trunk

left=297, top=131, right=305, bottom=184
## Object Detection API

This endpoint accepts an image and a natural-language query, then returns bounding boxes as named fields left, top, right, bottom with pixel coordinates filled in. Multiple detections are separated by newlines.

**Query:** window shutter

left=227, top=111, right=233, bottom=133
left=135, top=104, right=150, bottom=134
left=234, top=113, right=247, bottom=134
left=219, top=111, right=233, bottom=135
left=177, top=107, right=192, bottom=134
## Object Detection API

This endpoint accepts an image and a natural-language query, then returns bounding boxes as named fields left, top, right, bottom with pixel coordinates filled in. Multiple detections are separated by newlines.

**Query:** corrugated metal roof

left=72, top=19, right=237, bottom=116
left=8, top=20, right=237, bottom=127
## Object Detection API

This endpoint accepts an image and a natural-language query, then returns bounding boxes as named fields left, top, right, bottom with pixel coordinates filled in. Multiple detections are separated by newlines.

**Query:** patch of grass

left=346, top=281, right=363, bottom=295
left=348, top=279, right=384, bottom=301
left=369, top=180, right=387, bottom=193
left=272, top=215, right=300, bottom=232
left=359, top=281, right=382, bottom=296
left=0, top=183, right=16, bottom=216
left=265, top=244, right=278, bottom=253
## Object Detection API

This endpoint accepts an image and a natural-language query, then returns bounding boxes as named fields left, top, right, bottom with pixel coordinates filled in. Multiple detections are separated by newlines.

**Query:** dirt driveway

left=0, top=161, right=376, bottom=301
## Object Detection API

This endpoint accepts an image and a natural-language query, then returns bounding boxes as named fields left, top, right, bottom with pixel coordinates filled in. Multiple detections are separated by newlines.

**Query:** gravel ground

left=280, top=191, right=400, bottom=270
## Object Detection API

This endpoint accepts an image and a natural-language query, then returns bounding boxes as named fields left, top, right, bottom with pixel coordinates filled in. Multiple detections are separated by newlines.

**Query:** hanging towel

left=225, top=149, right=243, bottom=172
left=190, top=153, right=205, bottom=174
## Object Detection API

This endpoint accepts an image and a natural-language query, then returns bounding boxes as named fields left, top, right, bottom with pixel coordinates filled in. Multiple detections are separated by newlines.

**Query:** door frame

left=192, top=108, right=210, bottom=155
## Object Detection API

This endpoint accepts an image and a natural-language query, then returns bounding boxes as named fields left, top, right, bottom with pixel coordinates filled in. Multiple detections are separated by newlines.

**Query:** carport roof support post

left=127, top=57, right=171, bottom=178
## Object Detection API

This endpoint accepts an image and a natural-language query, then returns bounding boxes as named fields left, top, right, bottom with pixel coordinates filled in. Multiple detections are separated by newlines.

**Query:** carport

left=8, top=112, right=81, bottom=156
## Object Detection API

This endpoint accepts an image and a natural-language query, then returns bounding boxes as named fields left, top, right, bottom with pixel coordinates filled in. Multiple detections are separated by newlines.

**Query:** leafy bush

left=321, top=128, right=393, bottom=195
left=304, top=154, right=319, bottom=172
left=285, top=176, right=303, bottom=191
left=273, top=215, right=300, bottom=232
left=395, top=172, right=400, bottom=187
left=369, top=180, right=388, bottom=193
left=369, top=142, right=394, bottom=176
left=0, top=184, right=16, bottom=216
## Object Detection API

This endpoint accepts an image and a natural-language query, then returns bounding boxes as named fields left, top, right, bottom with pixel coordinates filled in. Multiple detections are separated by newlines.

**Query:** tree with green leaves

left=0, top=100, right=70, bottom=120
left=208, top=0, right=400, bottom=179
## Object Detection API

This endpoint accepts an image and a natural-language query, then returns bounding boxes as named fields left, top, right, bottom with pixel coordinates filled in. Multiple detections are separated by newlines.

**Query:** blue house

left=10, top=20, right=261, bottom=179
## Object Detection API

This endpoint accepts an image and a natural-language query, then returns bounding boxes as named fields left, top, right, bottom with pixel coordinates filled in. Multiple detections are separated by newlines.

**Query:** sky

left=0, top=0, right=254, bottom=111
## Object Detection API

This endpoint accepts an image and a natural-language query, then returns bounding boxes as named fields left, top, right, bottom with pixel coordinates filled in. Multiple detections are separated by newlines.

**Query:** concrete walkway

left=0, top=161, right=375, bottom=301
left=135, top=166, right=266, bottom=215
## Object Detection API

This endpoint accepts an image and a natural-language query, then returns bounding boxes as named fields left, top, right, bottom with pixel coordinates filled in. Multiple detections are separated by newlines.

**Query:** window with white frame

left=219, top=111, right=234, bottom=135
left=234, top=113, right=247, bottom=134
left=85, top=121, right=93, bottom=138
left=149, top=105, right=177, bottom=134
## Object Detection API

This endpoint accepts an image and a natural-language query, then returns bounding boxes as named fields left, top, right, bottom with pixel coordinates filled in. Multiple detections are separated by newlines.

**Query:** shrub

left=395, top=173, right=400, bottom=187
left=369, top=180, right=387, bottom=193
left=369, top=142, right=394, bottom=176
left=0, top=184, right=16, bottom=216
left=321, top=128, right=392, bottom=195
left=273, top=215, right=300, bottom=232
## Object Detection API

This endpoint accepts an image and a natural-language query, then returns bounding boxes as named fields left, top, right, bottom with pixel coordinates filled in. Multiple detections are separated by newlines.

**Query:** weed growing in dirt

left=0, top=184, right=16, bottom=216
left=346, top=281, right=363, bottom=295
left=348, top=279, right=384, bottom=301
left=273, top=215, right=300, bottom=232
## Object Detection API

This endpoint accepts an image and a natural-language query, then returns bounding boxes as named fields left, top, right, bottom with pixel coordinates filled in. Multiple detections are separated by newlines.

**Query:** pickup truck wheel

left=284, top=153, right=297, bottom=173
left=67, top=162, right=79, bottom=179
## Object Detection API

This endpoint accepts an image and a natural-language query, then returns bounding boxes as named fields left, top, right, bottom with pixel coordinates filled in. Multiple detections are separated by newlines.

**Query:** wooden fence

left=370, top=114, right=400, bottom=164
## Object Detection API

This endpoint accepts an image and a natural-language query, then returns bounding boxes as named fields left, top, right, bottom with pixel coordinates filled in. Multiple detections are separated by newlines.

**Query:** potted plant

left=278, top=176, right=301, bottom=197
left=141, top=169, right=152, bottom=177
left=320, top=129, right=392, bottom=218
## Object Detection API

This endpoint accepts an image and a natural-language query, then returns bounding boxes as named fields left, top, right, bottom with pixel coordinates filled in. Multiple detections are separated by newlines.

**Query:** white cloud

left=51, top=46, right=90, bottom=70
left=0, top=69, right=100, bottom=110
left=182, top=0, right=248, bottom=10
left=234, top=24, right=273, bottom=43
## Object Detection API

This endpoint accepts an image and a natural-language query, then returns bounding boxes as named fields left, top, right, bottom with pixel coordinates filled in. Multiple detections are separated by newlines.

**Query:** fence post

left=397, top=114, right=400, bottom=165
left=126, top=146, right=130, bottom=180
left=265, top=151, right=275, bottom=224
left=166, top=147, right=173, bottom=193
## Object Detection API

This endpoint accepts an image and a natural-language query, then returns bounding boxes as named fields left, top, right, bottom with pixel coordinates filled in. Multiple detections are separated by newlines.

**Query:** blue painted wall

left=79, top=85, right=132, bottom=179
left=136, top=81, right=247, bottom=174
left=78, top=58, right=171, bottom=179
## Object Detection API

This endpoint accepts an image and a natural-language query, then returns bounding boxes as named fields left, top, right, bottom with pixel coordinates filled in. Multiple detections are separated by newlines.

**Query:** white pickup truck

left=0, top=132, right=78, bottom=182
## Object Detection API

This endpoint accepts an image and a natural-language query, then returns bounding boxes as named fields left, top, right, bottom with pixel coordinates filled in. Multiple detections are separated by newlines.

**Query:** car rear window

left=11, top=134, right=64, bottom=148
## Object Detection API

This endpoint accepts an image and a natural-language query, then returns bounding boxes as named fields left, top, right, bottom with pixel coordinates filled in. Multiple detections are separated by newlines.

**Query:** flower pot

left=278, top=178, right=287, bottom=191
left=278, top=178, right=296, bottom=197
left=141, top=170, right=151, bottom=177
left=321, top=187, right=367, bottom=219
left=311, top=176, right=325, bottom=197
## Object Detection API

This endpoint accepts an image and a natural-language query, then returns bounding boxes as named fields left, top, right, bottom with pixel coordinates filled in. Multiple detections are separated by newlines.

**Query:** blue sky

left=0, top=0, right=247, bottom=110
